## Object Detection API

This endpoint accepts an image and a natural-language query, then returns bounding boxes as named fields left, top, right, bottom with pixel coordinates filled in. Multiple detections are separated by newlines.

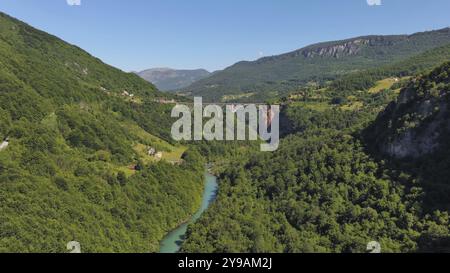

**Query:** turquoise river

left=159, top=171, right=218, bottom=253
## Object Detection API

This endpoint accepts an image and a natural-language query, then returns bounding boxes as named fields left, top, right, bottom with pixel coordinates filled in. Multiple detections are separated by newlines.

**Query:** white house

left=0, top=138, right=9, bottom=151
left=148, top=147, right=156, bottom=156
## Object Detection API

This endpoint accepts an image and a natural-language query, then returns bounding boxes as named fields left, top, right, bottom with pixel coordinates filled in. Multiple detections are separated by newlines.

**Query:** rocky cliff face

left=368, top=62, right=450, bottom=159
left=296, top=35, right=405, bottom=59
left=383, top=100, right=446, bottom=158
left=301, top=39, right=370, bottom=58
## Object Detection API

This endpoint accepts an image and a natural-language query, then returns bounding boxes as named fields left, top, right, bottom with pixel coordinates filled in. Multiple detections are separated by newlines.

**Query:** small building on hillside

left=0, top=137, right=9, bottom=151
left=148, top=147, right=156, bottom=156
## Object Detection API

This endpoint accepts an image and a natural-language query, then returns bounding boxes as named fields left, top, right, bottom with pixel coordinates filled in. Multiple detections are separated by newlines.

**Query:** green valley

left=0, top=5, right=450, bottom=256
left=182, top=62, right=450, bottom=253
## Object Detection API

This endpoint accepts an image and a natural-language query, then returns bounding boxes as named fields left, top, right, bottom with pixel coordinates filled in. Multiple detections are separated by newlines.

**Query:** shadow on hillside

left=363, top=137, right=450, bottom=213
left=417, top=233, right=450, bottom=253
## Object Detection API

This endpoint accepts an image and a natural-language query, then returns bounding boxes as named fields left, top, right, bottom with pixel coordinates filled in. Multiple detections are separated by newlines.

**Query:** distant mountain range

left=136, top=68, right=211, bottom=91
left=181, top=27, right=450, bottom=102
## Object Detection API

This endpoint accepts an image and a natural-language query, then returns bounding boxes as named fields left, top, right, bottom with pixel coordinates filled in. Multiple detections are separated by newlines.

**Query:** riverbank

left=159, top=171, right=218, bottom=253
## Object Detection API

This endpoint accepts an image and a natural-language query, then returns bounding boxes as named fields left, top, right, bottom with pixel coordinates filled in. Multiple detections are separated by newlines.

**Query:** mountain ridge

left=182, top=27, right=450, bottom=102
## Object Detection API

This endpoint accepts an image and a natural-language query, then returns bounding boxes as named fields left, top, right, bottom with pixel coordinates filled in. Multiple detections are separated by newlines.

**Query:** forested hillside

left=365, top=62, right=450, bottom=214
left=331, top=44, right=450, bottom=93
left=182, top=62, right=450, bottom=253
left=0, top=12, right=205, bottom=252
left=1, top=10, right=449, bottom=254
left=182, top=28, right=450, bottom=102
left=368, top=62, right=450, bottom=159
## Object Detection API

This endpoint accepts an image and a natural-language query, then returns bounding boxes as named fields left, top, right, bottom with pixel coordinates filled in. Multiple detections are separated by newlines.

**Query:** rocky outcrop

left=384, top=101, right=446, bottom=158
left=301, top=39, right=370, bottom=58
left=368, top=62, right=450, bottom=159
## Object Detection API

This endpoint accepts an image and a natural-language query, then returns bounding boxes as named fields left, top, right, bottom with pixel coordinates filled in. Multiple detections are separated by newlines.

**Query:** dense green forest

left=182, top=62, right=450, bottom=253
left=1, top=10, right=450, bottom=254
left=366, top=62, right=450, bottom=214
left=0, top=12, right=205, bottom=252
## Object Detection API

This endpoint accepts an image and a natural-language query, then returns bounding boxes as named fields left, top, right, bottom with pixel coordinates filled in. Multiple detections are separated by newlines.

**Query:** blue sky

left=0, top=0, right=449, bottom=72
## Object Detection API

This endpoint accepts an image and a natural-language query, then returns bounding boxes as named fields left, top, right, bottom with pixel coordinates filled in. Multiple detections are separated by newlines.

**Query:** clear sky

left=0, top=0, right=449, bottom=72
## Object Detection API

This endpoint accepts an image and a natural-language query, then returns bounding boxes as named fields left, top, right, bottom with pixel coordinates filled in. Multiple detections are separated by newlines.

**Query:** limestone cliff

left=367, top=62, right=450, bottom=159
